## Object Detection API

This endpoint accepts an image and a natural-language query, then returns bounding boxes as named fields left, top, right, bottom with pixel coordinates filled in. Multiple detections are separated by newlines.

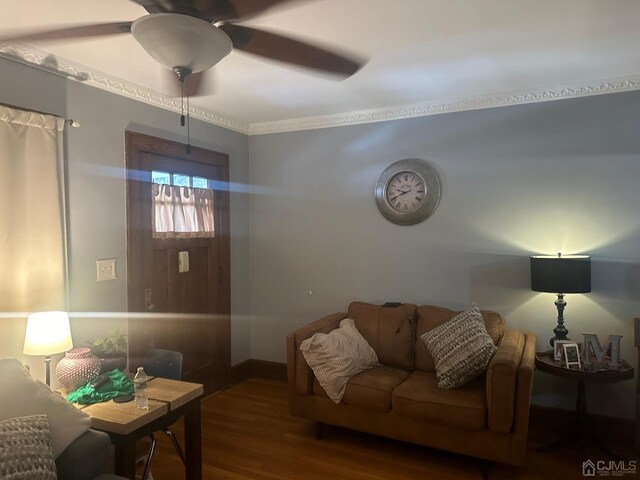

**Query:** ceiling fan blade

left=225, top=0, right=300, bottom=21
left=131, top=0, right=201, bottom=17
left=162, top=69, right=215, bottom=97
left=219, top=24, right=363, bottom=77
left=131, top=0, right=298, bottom=22
left=0, top=22, right=132, bottom=44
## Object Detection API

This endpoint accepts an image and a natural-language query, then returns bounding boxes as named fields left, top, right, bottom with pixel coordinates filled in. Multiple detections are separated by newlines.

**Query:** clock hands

left=390, top=189, right=412, bottom=202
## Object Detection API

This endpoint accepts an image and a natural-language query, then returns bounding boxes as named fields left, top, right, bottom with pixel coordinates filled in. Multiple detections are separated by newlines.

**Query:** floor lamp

left=23, top=311, right=73, bottom=386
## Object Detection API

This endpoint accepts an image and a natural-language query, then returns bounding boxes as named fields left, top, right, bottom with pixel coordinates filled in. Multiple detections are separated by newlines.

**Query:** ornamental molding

left=3, top=41, right=640, bottom=136
left=248, top=76, right=640, bottom=135
left=0, top=42, right=249, bottom=134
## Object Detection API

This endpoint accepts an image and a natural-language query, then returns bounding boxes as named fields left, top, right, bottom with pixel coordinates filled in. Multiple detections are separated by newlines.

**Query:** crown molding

left=0, top=41, right=250, bottom=134
left=3, top=41, right=640, bottom=137
left=248, top=75, right=640, bottom=135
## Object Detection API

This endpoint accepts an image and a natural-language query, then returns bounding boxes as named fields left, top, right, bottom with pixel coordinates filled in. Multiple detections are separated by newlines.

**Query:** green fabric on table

left=67, top=369, right=134, bottom=405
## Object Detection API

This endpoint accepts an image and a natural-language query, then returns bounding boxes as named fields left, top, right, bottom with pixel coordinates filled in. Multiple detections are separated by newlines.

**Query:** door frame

left=124, top=131, right=231, bottom=387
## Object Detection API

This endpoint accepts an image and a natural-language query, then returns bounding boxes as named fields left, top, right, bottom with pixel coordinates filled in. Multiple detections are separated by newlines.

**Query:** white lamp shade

left=131, top=13, right=232, bottom=73
left=23, top=311, right=73, bottom=356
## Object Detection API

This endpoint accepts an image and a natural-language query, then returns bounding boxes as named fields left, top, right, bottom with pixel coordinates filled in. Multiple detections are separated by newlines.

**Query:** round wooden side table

left=535, top=351, right=634, bottom=457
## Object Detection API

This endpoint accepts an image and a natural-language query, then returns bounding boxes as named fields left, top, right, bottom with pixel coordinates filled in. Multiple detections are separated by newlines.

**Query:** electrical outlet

left=96, top=259, right=117, bottom=282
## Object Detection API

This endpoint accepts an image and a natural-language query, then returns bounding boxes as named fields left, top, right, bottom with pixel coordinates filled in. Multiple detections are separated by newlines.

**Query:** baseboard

left=229, top=359, right=253, bottom=385
left=230, top=359, right=287, bottom=384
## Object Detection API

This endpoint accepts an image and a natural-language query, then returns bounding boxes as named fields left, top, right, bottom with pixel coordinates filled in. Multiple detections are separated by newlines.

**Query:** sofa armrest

left=55, top=429, right=120, bottom=480
left=286, top=312, right=346, bottom=397
left=513, top=331, right=536, bottom=436
left=486, top=330, right=527, bottom=434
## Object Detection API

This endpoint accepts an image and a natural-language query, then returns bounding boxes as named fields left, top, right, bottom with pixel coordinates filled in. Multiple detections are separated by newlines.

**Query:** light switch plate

left=96, top=259, right=117, bottom=282
left=178, top=251, right=190, bottom=273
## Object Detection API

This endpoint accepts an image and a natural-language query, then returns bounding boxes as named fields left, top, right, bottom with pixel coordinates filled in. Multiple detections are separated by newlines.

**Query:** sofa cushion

left=392, top=371, right=487, bottom=430
left=0, top=358, right=91, bottom=458
left=0, top=414, right=56, bottom=480
left=420, top=305, right=498, bottom=389
left=314, top=366, right=411, bottom=412
left=347, top=302, right=417, bottom=369
left=415, top=305, right=505, bottom=372
left=301, top=318, right=379, bottom=403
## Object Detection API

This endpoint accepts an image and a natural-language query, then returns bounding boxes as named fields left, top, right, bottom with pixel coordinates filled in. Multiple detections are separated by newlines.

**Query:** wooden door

left=125, top=132, right=230, bottom=395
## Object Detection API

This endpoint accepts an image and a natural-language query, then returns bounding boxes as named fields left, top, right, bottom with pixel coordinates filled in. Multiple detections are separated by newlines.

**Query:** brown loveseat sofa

left=286, top=302, right=536, bottom=466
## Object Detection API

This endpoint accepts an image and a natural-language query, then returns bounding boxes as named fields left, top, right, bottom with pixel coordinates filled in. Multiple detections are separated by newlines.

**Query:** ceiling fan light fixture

left=131, top=13, right=231, bottom=73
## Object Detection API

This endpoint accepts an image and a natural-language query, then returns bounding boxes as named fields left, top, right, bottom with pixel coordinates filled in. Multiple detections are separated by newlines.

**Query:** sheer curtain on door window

left=0, top=105, right=67, bottom=312
left=152, top=184, right=215, bottom=239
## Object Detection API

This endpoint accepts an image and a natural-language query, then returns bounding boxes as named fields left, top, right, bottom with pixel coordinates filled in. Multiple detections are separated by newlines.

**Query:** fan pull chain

left=186, top=76, right=192, bottom=155
left=180, top=78, right=186, bottom=127
left=175, top=69, right=192, bottom=155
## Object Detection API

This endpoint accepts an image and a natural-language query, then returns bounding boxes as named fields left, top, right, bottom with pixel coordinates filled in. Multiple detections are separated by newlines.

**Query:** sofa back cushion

left=347, top=302, right=417, bottom=370
left=415, top=305, right=505, bottom=372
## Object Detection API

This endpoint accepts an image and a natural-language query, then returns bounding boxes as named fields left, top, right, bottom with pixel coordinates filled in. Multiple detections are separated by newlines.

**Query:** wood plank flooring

left=145, top=379, right=635, bottom=480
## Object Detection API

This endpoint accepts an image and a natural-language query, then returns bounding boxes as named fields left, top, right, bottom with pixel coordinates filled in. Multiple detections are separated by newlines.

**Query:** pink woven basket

left=55, top=347, right=101, bottom=390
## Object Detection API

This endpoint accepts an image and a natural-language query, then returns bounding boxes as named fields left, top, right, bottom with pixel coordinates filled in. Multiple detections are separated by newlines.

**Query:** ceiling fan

left=1, top=0, right=364, bottom=96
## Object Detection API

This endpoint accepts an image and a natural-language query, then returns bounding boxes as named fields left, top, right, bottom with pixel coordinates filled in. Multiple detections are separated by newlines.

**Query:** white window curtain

left=152, top=184, right=215, bottom=239
left=0, top=105, right=67, bottom=312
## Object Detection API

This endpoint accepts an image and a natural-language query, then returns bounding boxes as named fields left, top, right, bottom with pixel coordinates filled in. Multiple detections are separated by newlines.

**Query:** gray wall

left=0, top=57, right=251, bottom=381
left=248, top=91, right=640, bottom=419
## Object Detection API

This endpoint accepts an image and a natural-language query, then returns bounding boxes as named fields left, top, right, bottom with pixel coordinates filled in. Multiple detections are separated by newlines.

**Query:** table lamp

left=530, top=253, right=591, bottom=347
left=23, top=311, right=73, bottom=386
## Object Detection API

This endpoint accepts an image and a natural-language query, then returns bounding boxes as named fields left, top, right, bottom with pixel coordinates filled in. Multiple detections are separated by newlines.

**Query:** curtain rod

left=0, top=101, right=80, bottom=128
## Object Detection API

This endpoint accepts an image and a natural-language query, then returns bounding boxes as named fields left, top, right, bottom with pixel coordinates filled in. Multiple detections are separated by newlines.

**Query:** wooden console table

left=75, top=376, right=203, bottom=479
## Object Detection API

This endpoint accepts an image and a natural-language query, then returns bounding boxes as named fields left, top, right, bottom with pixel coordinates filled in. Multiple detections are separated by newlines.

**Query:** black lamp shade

left=530, top=255, right=591, bottom=294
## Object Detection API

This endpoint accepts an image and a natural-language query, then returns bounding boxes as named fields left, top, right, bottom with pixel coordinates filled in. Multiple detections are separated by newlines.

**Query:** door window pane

left=173, top=173, right=190, bottom=187
left=192, top=176, right=208, bottom=189
left=152, top=170, right=171, bottom=185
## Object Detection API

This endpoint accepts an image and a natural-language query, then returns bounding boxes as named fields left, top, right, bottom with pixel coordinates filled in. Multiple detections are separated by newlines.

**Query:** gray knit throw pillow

left=0, top=414, right=57, bottom=480
left=421, top=304, right=497, bottom=389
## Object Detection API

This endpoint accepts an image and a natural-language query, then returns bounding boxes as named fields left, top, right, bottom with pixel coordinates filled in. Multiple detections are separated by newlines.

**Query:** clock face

left=385, top=171, right=426, bottom=213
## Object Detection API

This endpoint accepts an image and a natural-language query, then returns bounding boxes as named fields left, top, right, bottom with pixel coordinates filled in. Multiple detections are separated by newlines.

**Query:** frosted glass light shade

left=23, top=311, right=73, bottom=356
left=131, top=13, right=232, bottom=73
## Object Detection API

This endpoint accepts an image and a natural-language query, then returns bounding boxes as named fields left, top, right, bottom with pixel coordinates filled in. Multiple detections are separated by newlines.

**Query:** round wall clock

left=375, top=158, right=441, bottom=225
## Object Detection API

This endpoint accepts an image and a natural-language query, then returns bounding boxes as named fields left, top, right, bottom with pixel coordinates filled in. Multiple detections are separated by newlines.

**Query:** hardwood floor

left=146, top=379, right=634, bottom=480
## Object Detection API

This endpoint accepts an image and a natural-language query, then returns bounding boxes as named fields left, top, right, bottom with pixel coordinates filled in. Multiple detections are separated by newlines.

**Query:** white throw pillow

left=0, top=357, right=91, bottom=458
left=300, top=318, right=379, bottom=403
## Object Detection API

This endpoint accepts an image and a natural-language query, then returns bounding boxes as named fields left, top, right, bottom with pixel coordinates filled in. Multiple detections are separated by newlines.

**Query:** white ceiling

left=2, top=0, right=640, bottom=134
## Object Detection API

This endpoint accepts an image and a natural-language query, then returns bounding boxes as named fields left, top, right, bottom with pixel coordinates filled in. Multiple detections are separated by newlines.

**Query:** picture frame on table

left=563, top=343, right=582, bottom=369
left=553, top=340, right=573, bottom=361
